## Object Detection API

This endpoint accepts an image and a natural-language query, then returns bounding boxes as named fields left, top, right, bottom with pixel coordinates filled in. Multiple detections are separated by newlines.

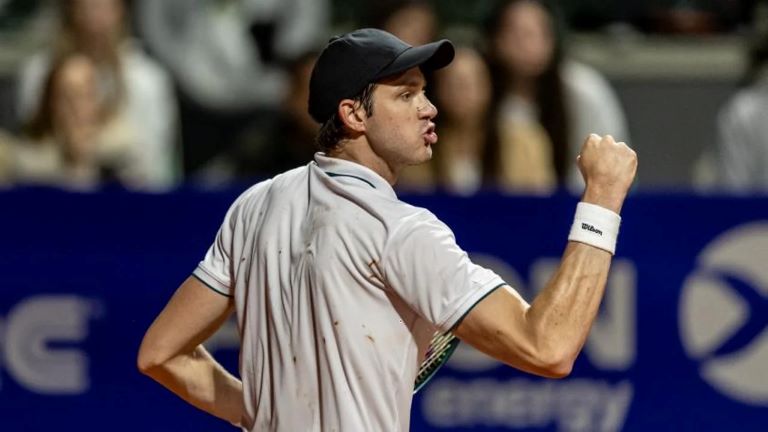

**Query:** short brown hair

left=315, top=83, right=377, bottom=153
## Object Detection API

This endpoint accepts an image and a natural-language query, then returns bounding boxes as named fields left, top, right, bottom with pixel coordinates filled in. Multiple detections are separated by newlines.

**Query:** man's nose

left=417, top=96, right=437, bottom=119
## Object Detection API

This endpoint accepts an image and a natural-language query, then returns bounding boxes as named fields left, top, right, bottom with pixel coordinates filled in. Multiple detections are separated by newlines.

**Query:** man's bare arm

left=454, top=242, right=611, bottom=377
left=137, top=276, right=243, bottom=426
left=454, top=134, right=637, bottom=378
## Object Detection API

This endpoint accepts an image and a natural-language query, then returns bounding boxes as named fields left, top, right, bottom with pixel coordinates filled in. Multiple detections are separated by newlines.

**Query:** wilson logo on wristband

left=581, top=223, right=603, bottom=236
left=569, top=202, right=621, bottom=255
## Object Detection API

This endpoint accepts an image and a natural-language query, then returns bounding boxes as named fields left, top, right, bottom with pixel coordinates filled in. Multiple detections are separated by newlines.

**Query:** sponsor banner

left=1, top=188, right=767, bottom=431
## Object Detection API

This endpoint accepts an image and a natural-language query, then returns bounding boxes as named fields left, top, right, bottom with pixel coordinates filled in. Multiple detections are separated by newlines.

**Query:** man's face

left=364, top=67, right=438, bottom=171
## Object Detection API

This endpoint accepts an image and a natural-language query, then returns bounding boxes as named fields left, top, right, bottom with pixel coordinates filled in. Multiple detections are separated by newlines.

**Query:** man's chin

left=402, top=145, right=433, bottom=167
left=423, top=144, right=433, bottom=161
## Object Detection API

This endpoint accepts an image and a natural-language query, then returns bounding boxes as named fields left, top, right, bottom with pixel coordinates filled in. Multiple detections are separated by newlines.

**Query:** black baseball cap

left=308, top=28, right=455, bottom=123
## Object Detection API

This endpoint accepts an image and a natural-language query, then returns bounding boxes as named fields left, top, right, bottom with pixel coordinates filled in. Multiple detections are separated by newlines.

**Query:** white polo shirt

left=193, top=154, right=507, bottom=431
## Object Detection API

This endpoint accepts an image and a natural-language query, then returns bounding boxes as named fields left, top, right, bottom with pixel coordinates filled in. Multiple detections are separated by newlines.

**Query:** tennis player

left=137, top=28, right=637, bottom=431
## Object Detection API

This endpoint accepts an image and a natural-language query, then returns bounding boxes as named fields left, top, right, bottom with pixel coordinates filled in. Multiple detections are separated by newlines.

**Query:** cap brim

left=374, top=39, right=455, bottom=80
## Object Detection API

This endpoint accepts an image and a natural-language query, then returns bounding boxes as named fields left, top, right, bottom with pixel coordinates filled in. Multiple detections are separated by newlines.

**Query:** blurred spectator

left=365, top=0, right=437, bottom=46
left=483, top=0, right=629, bottom=193
left=199, top=50, right=321, bottom=184
left=235, top=50, right=320, bottom=177
left=6, top=53, right=141, bottom=190
left=429, top=47, right=494, bottom=195
left=714, top=6, right=768, bottom=192
left=15, top=0, right=179, bottom=190
left=0, top=1, right=55, bottom=132
left=136, top=0, right=329, bottom=175
left=641, top=0, right=745, bottom=34
left=0, top=133, right=11, bottom=187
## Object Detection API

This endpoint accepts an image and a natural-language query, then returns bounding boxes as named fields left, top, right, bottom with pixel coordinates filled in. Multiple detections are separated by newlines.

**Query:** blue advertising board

left=1, top=188, right=767, bottom=431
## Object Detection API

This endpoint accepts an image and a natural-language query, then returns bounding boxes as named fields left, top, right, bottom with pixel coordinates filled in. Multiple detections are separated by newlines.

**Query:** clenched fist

left=577, top=134, right=637, bottom=214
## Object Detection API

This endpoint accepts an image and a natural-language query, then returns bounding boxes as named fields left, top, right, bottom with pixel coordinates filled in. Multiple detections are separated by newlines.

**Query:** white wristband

left=568, top=202, right=622, bottom=255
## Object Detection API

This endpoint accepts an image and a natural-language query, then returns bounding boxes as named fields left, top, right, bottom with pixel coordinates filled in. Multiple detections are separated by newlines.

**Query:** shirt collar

left=314, top=153, right=397, bottom=199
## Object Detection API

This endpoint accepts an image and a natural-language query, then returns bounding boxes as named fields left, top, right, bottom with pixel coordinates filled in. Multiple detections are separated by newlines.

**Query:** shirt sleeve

left=193, top=179, right=272, bottom=297
left=192, top=198, right=242, bottom=297
left=381, top=211, right=508, bottom=332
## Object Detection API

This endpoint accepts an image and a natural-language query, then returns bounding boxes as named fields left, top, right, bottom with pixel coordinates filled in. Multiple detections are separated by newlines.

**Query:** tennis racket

left=413, top=331, right=460, bottom=393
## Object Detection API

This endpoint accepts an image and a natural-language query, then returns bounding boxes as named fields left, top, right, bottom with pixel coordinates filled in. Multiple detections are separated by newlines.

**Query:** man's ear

left=338, top=99, right=367, bottom=134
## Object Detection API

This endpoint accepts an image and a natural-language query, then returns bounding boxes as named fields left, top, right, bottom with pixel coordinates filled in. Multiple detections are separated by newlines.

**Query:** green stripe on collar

left=326, top=172, right=377, bottom=189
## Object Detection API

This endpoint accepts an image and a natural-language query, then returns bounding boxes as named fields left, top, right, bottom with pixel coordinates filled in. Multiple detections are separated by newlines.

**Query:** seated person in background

left=365, top=0, right=437, bottom=47
left=432, top=47, right=494, bottom=195
left=9, top=53, right=140, bottom=191
left=0, top=135, right=11, bottom=187
left=483, top=0, right=629, bottom=193
left=715, top=32, right=768, bottom=192
left=197, top=50, right=321, bottom=185
left=16, top=0, right=179, bottom=190
left=235, top=51, right=321, bottom=178
left=136, top=0, right=328, bottom=177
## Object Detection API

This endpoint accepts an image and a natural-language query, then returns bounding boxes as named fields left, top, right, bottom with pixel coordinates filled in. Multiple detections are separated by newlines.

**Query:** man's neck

left=328, top=139, right=398, bottom=185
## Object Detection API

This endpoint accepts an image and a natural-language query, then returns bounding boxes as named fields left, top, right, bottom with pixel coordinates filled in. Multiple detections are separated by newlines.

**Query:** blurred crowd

left=0, top=0, right=765, bottom=194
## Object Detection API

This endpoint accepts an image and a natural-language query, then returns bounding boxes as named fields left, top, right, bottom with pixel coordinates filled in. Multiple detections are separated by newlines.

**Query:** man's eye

left=400, top=92, right=412, bottom=101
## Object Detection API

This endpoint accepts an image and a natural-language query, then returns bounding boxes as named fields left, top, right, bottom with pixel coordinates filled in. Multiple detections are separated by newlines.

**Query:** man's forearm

left=522, top=173, right=627, bottom=366
left=525, top=241, right=612, bottom=366
left=143, top=345, right=244, bottom=426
